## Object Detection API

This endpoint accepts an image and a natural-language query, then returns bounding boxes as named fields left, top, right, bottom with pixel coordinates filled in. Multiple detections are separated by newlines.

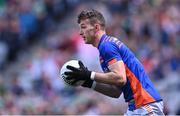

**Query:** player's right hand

left=64, top=60, right=94, bottom=88
left=65, top=61, right=91, bottom=81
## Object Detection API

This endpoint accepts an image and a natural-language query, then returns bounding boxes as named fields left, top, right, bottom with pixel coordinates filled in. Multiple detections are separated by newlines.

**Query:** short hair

left=77, top=9, right=106, bottom=30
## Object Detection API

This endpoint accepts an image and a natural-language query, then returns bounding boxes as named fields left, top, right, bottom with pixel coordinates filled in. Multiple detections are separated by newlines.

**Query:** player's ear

left=95, top=23, right=101, bottom=31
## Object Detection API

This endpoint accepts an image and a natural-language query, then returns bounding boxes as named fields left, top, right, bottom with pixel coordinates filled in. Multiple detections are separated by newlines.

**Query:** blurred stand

left=0, top=0, right=179, bottom=115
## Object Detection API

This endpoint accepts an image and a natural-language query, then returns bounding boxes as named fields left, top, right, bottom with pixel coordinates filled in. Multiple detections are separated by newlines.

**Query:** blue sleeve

left=100, top=42, right=122, bottom=65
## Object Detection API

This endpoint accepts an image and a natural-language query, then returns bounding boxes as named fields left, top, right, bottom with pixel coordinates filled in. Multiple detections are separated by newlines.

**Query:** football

left=60, top=60, right=85, bottom=86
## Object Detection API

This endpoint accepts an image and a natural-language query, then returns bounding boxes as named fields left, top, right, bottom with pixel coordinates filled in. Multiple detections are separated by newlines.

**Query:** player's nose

left=79, top=29, right=83, bottom=36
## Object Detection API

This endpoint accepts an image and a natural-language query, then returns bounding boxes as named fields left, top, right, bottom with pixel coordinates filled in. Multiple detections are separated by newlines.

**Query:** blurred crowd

left=0, top=0, right=179, bottom=115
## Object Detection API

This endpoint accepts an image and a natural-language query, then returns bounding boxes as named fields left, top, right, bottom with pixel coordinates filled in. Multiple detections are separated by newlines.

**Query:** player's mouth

left=82, top=36, right=86, bottom=41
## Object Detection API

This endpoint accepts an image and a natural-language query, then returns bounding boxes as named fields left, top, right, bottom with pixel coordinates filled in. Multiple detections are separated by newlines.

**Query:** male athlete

left=64, top=9, right=164, bottom=115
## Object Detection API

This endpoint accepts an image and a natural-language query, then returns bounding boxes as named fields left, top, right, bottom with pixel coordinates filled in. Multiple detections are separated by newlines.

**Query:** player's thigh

left=142, top=101, right=164, bottom=115
left=124, top=101, right=164, bottom=115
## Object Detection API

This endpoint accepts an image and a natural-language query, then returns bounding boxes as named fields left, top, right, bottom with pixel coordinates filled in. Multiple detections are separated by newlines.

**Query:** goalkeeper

left=64, top=9, right=164, bottom=115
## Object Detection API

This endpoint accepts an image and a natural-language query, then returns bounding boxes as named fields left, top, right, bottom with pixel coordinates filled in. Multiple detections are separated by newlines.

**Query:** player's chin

left=84, top=40, right=91, bottom=44
left=83, top=39, right=88, bottom=44
left=83, top=38, right=91, bottom=44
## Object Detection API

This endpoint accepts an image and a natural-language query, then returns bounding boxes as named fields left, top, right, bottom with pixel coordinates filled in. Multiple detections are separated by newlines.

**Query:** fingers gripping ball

left=60, top=60, right=85, bottom=86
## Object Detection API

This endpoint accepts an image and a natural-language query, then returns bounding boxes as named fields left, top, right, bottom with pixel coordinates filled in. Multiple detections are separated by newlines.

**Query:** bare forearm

left=93, top=82, right=122, bottom=98
left=94, top=72, right=125, bottom=86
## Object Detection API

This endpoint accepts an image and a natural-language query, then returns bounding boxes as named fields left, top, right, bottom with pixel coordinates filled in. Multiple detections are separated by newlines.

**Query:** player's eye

left=81, top=26, right=86, bottom=29
left=81, top=25, right=86, bottom=29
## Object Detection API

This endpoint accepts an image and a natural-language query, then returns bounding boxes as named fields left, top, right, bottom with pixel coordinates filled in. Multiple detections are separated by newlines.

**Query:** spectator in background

left=11, top=74, right=24, bottom=96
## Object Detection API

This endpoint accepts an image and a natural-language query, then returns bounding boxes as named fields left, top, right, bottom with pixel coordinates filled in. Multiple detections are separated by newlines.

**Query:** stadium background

left=0, top=0, right=179, bottom=115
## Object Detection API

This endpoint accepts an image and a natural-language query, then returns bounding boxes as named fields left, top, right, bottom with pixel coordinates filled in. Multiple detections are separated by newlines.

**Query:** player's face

left=79, top=19, right=96, bottom=44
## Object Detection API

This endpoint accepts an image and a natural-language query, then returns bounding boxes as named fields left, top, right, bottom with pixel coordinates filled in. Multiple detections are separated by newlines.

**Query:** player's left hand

left=64, top=61, right=93, bottom=86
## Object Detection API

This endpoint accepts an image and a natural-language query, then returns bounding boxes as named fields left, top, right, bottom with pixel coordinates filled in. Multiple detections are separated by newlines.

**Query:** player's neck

left=93, top=31, right=106, bottom=48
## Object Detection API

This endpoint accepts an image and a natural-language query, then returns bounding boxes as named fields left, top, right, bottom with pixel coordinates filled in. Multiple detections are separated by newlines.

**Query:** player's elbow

left=111, top=70, right=126, bottom=86
left=116, top=75, right=126, bottom=86
left=110, top=87, right=122, bottom=98
left=106, top=93, right=120, bottom=98
left=112, top=93, right=121, bottom=98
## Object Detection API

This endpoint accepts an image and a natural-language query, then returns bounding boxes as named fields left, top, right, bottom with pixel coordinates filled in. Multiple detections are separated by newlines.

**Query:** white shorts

left=125, top=101, right=164, bottom=115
